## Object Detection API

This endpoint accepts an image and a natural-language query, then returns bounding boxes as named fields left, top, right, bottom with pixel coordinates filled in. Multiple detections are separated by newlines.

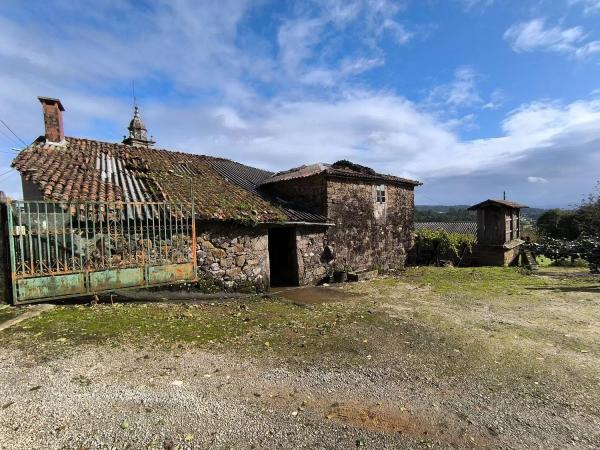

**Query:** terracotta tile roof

left=468, top=199, right=528, bottom=211
left=12, top=136, right=287, bottom=223
left=260, top=160, right=421, bottom=187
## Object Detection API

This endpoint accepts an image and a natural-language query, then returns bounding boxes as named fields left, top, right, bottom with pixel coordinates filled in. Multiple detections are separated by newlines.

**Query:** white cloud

left=275, top=0, right=413, bottom=87
left=575, top=41, right=600, bottom=58
left=460, top=0, right=494, bottom=11
left=504, top=18, right=585, bottom=53
left=140, top=90, right=600, bottom=189
left=483, top=89, right=506, bottom=110
left=569, top=0, right=600, bottom=14
left=381, top=19, right=413, bottom=44
left=427, top=66, right=488, bottom=111
left=277, top=18, right=325, bottom=75
left=446, top=67, right=482, bottom=107
left=504, top=18, right=600, bottom=59
left=1, top=0, right=600, bottom=207
left=528, top=176, right=549, bottom=184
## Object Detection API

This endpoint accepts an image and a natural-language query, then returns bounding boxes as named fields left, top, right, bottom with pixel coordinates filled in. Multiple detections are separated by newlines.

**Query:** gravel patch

left=1, top=343, right=599, bottom=449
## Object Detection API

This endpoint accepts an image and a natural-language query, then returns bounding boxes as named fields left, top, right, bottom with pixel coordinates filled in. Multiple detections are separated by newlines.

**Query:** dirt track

left=1, top=267, right=599, bottom=449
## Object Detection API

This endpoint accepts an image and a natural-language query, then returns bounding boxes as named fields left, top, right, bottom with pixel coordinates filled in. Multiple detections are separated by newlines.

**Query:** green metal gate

left=6, top=200, right=197, bottom=304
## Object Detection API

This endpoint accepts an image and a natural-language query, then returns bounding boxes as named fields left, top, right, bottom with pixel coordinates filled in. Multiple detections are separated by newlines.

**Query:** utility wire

left=0, top=118, right=29, bottom=149
left=0, top=168, right=15, bottom=179
left=0, top=127, right=21, bottom=148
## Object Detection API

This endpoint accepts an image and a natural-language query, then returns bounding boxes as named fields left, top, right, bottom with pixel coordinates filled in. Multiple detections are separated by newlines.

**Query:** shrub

left=414, top=229, right=477, bottom=265
left=525, top=235, right=600, bottom=273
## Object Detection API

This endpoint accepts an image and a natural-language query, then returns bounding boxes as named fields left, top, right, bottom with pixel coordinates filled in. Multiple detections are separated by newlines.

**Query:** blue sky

left=1, top=0, right=600, bottom=207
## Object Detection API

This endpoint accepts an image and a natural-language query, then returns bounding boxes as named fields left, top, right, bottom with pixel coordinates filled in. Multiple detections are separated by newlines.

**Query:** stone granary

left=468, top=199, right=528, bottom=266
left=11, top=97, right=421, bottom=291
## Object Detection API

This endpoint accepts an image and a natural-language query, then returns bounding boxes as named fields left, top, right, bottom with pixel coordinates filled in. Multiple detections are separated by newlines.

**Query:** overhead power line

left=0, top=168, right=16, bottom=179
left=0, top=118, right=29, bottom=149
left=0, top=127, right=21, bottom=148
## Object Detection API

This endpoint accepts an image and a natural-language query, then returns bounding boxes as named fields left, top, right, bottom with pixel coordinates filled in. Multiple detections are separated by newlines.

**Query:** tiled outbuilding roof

left=12, top=137, right=287, bottom=223
left=208, top=159, right=331, bottom=224
left=261, top=160, right=421, bottom=187
left=468, top=199, right=528, bottom=210
left=415, top=222, right=478, bottom=236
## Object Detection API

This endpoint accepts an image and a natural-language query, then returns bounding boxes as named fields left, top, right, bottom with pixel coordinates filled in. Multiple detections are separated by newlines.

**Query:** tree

left=536, top=209, right=580, bottom=239
left=529, top=182, right=600, bottom=273
left=576, top=182, right=600, bottom=236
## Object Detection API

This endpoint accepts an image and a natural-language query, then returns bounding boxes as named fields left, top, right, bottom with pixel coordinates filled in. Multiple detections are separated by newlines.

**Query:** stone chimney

left=38, top=96, right=65, bottom=143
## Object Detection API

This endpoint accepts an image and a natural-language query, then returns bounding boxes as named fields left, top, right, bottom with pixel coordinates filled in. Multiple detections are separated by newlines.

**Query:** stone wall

left=325, top=179, right=415, bottom=272
left=262, top=174, right=327, bottom=215
left=470, top=244, right=521, bottom=267
left=196, top=223, right=270, bottom=292
left=295, top=226, right=329, bottom=285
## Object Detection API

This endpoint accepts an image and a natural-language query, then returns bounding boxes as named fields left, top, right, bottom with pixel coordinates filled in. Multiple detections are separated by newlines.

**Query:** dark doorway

left=268, top=227, right=299, bottom=287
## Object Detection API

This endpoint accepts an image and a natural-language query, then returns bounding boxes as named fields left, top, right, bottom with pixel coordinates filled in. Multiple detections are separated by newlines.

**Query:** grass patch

left=392, top=266, right=590, bottom=297
left=2, top=297, right=391, bottom=364
left=344, top=266, right=600, bottom=411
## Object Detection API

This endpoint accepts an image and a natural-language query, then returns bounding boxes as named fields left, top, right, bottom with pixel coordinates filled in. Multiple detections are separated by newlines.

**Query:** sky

left=0, top=0, right=599, bottom=208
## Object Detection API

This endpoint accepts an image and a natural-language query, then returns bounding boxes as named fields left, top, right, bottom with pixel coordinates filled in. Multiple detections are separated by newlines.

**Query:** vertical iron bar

left=150, top=203, right=156, bottom=265
left=70, top=204, right=78, bottom=271
left=52, top=203, right=60, bottom=271
left=191, top=193, right=196, bottom=274
left=133, top=202, right=139, bottom=265
left=174, top=203, right=179, bottom=262
left=158, top=204, right=162, bottom=263
left=118, top=202, right=124, bottom=267
left=92, top=203, right=98, bottom=270
left=7, top=201, right=18, bottom=303
left=167, top=205, right=171, bottom=263
left=59, top=205, right=66, bottom=271
left=16, top=201, right=24, bottom=277
left=156, top=203, right=162, bottom=263
left=36, top=203, right=42, bottom=275
left=125, top=202, right=131, bottom=266
left=84, top=203, right=90, bottom=270
left=44, top=202, right=51, bottom=272
left=162, top=203, right=168, bottom=263
left=26, top=203, right=34, bottom=275
left=105, top=203, right=110, bottom=268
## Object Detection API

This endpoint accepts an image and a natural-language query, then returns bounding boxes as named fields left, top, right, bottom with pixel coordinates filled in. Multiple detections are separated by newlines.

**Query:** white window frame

left=375, top=184, right=386, bottom=204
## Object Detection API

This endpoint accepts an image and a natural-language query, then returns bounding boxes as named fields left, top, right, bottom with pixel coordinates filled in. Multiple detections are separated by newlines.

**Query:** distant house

left=11, top=97, right=421, bottom=291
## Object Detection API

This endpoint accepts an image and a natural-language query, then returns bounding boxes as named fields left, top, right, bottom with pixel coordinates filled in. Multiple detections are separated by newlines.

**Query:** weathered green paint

left=147, top=263, right=194, bottom=284
left=89, top=268, right=145, bottom=291
left=6, top=200, right=198, bottom=304
left=16, top=273, right=86, bottom=302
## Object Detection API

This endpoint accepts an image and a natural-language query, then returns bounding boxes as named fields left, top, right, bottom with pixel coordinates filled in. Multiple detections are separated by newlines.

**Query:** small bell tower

left=123, top=105, right=155, bottom=148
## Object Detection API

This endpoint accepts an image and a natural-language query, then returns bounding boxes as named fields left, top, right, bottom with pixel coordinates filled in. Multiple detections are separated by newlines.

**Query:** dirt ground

left=0, top=266, right=599, bottom=449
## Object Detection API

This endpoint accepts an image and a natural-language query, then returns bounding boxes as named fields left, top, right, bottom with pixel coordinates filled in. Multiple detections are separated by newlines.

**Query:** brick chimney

left=38, top=97, right=65, bottom=143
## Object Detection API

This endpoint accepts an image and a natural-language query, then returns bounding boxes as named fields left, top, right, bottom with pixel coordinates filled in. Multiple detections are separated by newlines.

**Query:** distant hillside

left=415, top=205, right=475, bottom=223
left=416, top=205, right=548, bottom=222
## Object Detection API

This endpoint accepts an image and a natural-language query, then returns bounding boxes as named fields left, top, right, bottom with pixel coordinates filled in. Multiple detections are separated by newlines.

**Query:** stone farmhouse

left=11, top=97, right=421, bottom=292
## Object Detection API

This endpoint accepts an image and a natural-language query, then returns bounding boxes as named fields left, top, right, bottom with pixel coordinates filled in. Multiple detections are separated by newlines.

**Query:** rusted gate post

left=0, top=192, right=12, bottom=304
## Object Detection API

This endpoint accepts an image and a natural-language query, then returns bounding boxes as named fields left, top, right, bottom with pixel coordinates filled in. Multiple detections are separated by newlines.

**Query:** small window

left=376, top=185, right=386, bottom=203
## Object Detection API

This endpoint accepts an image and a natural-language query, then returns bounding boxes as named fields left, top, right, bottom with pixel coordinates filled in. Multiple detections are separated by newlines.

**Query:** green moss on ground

left=390, top=266, right=595, bottom=297
left=0, top=305, right=21, bottom=323
left=2, top=298, right=391, bottom=363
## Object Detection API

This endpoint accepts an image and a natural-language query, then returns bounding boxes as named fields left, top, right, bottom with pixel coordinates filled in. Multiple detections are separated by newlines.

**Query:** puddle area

left=271, top=285, right=358, bottom=305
